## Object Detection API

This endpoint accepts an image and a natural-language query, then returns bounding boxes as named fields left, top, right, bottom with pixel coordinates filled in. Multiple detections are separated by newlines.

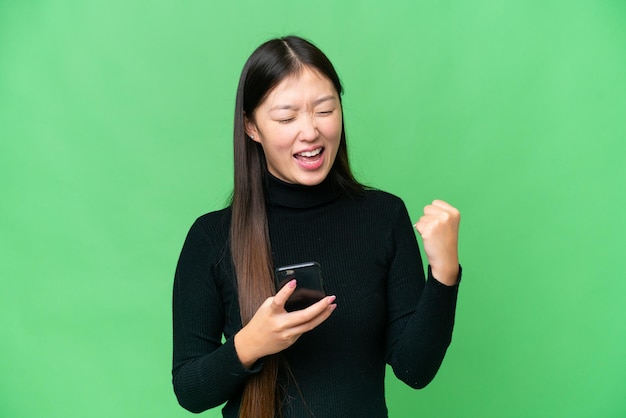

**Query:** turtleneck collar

left=265, top=171, right=343, bottom=209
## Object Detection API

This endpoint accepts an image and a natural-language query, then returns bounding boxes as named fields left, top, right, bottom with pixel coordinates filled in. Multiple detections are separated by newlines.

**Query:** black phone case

left=275, top=262, right=325, bottom=312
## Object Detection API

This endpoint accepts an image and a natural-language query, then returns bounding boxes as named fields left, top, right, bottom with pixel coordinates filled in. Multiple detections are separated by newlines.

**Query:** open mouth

left=294, top=147, right=325, bottom=166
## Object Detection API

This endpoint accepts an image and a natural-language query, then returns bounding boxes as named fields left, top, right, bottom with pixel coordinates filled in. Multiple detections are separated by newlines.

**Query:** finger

left=292, top=305, right=336, bottom=335
left=423, top=204, right=444, bottom=216
left=414, top=218, right=428, bottom=235
left=272, top=279, right=297, bottom=310
left=287, top=295, right=337, bottom=325
left=431, top=199, right=451, bottom=208
left=423, top=205, right=459, bottom=225
left=416, top=214, right=438, bottom=224
left=414, top=215, right=437, bottom=230
left=431, top=200, right=460, bottom=215
left=289, top=299, right=337, bottom=334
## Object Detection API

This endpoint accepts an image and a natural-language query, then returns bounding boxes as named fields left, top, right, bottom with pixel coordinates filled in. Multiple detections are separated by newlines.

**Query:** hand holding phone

left=275, top=261, right=325, bottom=312
left=234, top=262, right=334, bottom=367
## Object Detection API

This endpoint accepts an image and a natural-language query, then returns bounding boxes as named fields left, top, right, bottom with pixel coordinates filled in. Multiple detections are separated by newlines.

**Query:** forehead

left=261, top=66, right=337, bottom=108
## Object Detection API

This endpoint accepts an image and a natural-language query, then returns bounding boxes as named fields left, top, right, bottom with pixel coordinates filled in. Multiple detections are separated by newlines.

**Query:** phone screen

left=275, top=261, right=325, bottom=312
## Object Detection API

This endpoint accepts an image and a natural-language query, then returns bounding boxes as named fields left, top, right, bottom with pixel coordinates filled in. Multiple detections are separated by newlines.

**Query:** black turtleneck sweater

left=172, top=174, right=460, bottom=417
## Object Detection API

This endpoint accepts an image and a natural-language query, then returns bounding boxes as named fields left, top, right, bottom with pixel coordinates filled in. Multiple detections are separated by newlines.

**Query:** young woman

left=172, top=36, right=461, bottom=418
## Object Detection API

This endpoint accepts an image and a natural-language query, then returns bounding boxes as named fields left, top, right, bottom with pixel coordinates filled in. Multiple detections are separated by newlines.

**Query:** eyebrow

left=270, top=95, right=337, bottom=111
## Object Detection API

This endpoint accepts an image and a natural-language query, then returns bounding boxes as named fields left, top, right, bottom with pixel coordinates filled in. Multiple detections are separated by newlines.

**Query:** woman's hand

left=414, top=200, right=461, bottom=286
left=234, top=280, right=337, bottom=368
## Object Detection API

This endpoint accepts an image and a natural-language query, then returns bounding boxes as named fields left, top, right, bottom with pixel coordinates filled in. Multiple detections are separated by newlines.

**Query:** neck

left=264, top=171, right=342, bottom=209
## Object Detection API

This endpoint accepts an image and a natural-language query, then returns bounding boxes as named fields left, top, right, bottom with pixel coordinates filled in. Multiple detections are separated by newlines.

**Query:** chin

left=293, top=170, right=330, bottom=186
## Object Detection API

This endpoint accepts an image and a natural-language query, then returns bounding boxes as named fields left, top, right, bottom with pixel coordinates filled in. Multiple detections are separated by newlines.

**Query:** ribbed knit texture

left=172, top=173, right=460, bottom=417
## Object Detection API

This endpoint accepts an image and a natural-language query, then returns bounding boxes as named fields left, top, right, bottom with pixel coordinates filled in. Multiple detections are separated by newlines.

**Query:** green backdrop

left=1, top=1, right=625, bottom=417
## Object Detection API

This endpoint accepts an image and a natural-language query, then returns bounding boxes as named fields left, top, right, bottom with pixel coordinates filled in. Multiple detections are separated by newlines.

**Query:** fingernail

left=329, top=304, right=337, bottom=312
left=328, top=295, right=336, bottom=303
left=288, top=279, right=297, bottom=288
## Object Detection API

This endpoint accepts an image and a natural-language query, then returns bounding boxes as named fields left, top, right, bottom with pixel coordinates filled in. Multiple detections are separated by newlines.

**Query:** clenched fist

left=414, top=200, right=460, bottom=286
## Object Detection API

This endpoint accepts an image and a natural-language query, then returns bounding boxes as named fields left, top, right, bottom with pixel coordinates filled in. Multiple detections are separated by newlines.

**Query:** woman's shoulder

left=358, top=187, right=407, bottom=210
left=337, top=188, right=409, bottom=224
left=195, top=206, right=232, bottom=225
left=185, top=206, right=232, bottom=243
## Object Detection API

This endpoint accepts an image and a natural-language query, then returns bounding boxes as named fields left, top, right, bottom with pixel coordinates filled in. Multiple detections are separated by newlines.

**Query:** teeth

left=297, top=148, right=322, bottom=157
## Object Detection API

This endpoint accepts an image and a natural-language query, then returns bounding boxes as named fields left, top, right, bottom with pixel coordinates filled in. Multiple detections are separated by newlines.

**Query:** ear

left=244, top=116, right=260, bottom=143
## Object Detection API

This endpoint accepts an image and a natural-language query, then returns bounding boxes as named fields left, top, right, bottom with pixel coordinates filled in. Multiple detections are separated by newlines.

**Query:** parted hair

left=230, top=35, right=362, bottom=418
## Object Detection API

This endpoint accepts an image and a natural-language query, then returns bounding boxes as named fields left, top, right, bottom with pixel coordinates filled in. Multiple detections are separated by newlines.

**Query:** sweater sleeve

left=384, top=200, right=460, bottom=389
left=172, top=216, right=261, bottom=413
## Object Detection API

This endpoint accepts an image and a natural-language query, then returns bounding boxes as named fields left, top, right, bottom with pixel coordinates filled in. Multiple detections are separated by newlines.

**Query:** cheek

left=318, top=115, right=342, bottom=142
left=261, top=126, right=296, bottom=151
left=274, top=129, right=299, bottom=151
left=327, top=119, right=343, bottom=143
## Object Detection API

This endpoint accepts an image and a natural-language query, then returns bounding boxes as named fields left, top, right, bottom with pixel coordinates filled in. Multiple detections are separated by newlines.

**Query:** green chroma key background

left=1, top=1, right=624, bottom=417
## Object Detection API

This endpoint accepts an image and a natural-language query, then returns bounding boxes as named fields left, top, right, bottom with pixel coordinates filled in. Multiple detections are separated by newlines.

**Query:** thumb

left=272, top=279, right=297, bottom=311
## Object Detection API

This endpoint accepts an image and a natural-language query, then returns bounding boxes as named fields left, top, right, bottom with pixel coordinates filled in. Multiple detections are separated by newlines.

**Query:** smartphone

left=275, top=261, right=325, bottom=312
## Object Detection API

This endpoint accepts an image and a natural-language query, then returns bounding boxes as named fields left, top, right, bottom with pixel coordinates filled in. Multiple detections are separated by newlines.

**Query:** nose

left=298, top=114, right=319, bottom=142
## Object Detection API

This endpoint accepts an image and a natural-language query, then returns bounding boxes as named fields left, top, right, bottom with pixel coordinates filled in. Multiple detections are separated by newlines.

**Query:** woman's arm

left=385, top=201, right=461, bottom=389
left=172, top=217, right=254, bottom=413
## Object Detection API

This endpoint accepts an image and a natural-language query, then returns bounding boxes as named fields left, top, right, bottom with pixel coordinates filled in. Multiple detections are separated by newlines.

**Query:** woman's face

left=245, top=66, right=342, bottom=186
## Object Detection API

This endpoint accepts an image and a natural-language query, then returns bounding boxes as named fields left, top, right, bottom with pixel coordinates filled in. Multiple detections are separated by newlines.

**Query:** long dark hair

left=230, top=35, right=362, bottom=418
